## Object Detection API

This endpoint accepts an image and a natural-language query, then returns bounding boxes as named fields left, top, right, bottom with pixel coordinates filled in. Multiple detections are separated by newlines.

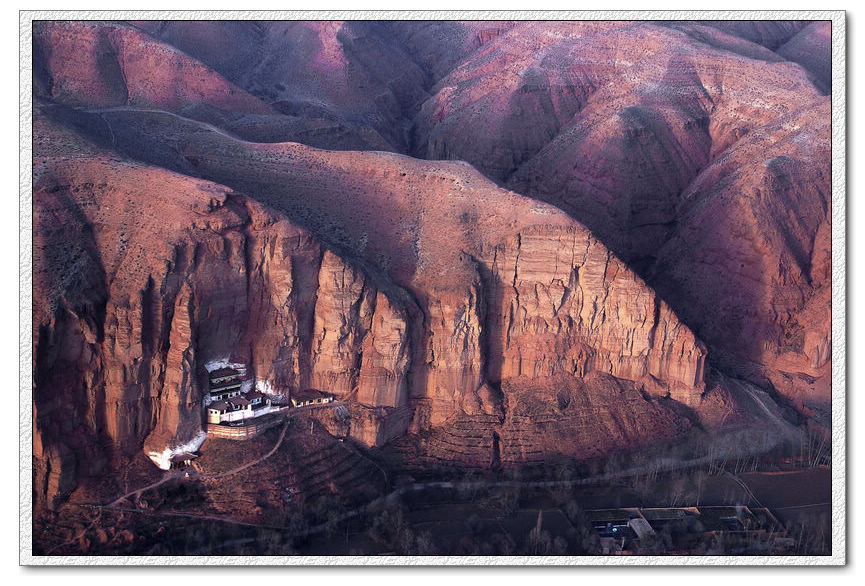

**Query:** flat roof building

left=210, top=386, right=243, bottom=401
left=247, top=391, right=269, bottom=408
left=291, top=388, right=335, bottom=408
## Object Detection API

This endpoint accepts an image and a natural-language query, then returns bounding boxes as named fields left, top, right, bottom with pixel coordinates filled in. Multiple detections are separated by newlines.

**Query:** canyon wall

left=58, top=109, right=711, bottom=423
left=32, top=119, right=412, bottom=507
left=30, top=19, right=831, bottom=516
left=477, top=227, right=706, bottom=402
left=310, top=250, right=410, bottom=407
left=33, top=108, right=715, bottom=508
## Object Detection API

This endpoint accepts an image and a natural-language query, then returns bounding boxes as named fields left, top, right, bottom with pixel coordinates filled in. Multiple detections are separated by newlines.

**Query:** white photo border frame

left=18, top=9, right=847, bottom=567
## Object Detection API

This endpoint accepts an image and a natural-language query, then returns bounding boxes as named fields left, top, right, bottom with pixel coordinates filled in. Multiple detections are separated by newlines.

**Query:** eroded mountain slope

left=33, top=115, right=410, bottom=508
left=116, top=19, right=831, bottom=411
left=34, top=102, right=732, bottom=509
left=31, top=19, right=830, bottom=517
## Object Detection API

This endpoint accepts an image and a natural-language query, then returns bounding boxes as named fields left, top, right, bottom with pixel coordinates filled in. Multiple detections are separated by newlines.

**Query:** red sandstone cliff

left=58, top=105, right=723, bottom=432
left=31, top=20, right=830, bottom=515
left=32, top=116, right=410, bottom=507
left=33, top=103, right=722, bottom=507
left=405, top=21, right=831, bottom=412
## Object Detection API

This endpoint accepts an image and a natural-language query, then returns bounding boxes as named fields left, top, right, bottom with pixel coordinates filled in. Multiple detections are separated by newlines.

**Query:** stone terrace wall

left=206, top=412, right=286, bottom=440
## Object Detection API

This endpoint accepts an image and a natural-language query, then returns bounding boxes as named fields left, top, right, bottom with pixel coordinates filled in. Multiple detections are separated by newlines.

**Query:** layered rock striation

left=34, top=21, right=273, bottom=114
left=30, top=19, right=830, bottom=517
left=47, top=108, right=713, bottom=430
left=32, top=117, right=410, bottom=508
left=310, top=250, right=410, bottom=406
left=475, top=228, right=706, bottom=401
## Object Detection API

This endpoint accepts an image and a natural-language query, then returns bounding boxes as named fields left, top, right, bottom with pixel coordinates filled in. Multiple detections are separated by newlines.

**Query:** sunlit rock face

left=32, top=117, right=413, bottom=505
left=33, top=105, right=712, bottom=507
left=402, top=21, right=829, bottom=411
left=309, top=250, right=410, bottom=407
left=61, top=106, right=709, bottom=417
left=31, top=19, right=830, bottom=512
left=33, top=21, right=273, bottom=114
left=476, top=227, right=706, bottom=397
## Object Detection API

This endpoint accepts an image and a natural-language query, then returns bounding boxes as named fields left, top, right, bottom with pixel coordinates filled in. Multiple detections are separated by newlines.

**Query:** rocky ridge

left=96, top=19, right=833, bottom=411
left=30, top=19, right=829, bottom=517
left=33, top=104, right=720, bottom=509
left=33, top=117, right=409, bottom=508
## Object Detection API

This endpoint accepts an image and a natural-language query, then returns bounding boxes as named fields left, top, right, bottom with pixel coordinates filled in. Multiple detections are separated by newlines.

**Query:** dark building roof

left=696, top=507, right=754, bottom=532
left=247, top=391, right=266, bottom=401
left=292, top=388, right=333, bottom=402
left=210, top=380, right=242, bottom=391
left=595, top=524, right=638, bottom=540
left=210, top=401, right=230, bottom=411
left=230, top=397, right=251, bottom=407
left=209, top=367, right=241, bottom=379
left=641, top=508, right=691, bottom=521
left=586, top=509, right=638, bottom=522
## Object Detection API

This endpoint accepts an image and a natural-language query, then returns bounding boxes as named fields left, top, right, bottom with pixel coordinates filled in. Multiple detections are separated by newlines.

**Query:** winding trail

left=724, top=471, right=764, bottom=508
left=87, top=106, right=245, bottom=142
left=340, top=438, right=390, bottom=490
left=106, top=420, right=288, bottom=507
left=103, top=402, right=342, bottom=507
left=108, top=471, right=185, bottom=507
left=199, top=419, right=290, bottom=480
left=79, top=503, right=284, bottom=530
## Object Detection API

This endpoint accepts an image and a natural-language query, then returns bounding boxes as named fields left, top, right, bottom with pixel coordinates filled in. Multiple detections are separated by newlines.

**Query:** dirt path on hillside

left=199, top=419, right=289, bottom=480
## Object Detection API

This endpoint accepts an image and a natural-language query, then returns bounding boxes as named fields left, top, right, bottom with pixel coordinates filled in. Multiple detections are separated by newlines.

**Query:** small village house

left=585, top=505, right=790, bottom=555
left=290, top=388, right=335, bottom=408
left=247, top=391, right=269, bottom=408
left=208, top=401, right=230, bottom=424
left=210, top=381, right=243, bottom=401
left=208, top=396, right=254, bottom=424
